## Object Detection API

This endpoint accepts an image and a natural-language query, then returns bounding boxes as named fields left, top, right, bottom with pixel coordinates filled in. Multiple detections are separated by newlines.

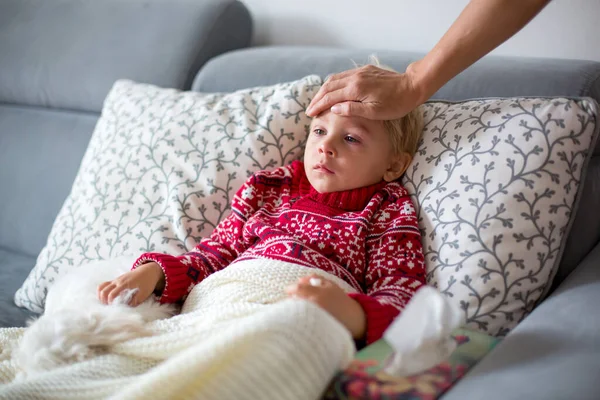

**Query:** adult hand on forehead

left=305, top=64, right=424, bottom=121
left=305, top=0, right=550, bottom=121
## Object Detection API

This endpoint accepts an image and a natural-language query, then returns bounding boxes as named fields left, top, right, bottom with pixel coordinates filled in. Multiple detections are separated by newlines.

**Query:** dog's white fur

left=14, top=256, right=177, bottom=377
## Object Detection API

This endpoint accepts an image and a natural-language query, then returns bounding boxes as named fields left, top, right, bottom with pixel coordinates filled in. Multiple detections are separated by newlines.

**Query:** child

left=98, top=94, right=426, bottom=345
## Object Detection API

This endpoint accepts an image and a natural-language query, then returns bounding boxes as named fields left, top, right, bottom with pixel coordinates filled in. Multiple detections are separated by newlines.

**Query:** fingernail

left=309, top=277, right=323, bottom=287
left=331, top=104, right=342, bottom=114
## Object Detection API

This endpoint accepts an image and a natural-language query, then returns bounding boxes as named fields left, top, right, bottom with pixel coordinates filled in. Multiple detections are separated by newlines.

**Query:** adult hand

left=306, top=0, right=550, bottom=121
left=286, top=274, right=366, bottom=339
left=305, top=63, right=425, bottom=120
left=97, top=262, right=165, bottom=306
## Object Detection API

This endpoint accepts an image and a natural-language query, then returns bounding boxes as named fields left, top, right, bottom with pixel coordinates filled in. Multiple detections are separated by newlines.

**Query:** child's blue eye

left=345, top=135, right=359, bottom=144
left=313, top=128, right=325, bottom=136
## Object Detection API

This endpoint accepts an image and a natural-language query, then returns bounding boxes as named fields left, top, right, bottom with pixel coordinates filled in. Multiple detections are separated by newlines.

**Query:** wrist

left=405, top=59, right=436, bottom=107
left=138, top=261, right=165, bottom=291
left=348, top=298, right=367, bottom=340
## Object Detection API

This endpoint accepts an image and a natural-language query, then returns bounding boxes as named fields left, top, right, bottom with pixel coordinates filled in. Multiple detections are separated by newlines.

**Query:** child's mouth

left=314, top=164, right=334, bottom=174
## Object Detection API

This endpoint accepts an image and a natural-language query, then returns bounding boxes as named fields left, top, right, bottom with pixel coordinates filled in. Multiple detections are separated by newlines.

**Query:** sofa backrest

left=0, top=0, right=252, bottom=257
left=193, top=46, right=600, bottom=290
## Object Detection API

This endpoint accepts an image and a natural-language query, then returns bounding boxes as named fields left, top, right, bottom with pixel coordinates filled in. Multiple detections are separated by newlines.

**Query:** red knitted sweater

left=133, top=160, right=425, bottom=344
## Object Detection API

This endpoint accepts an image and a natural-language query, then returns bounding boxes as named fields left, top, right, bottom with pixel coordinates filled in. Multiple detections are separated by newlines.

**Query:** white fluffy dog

left=14, top=256, right=177, bottom=377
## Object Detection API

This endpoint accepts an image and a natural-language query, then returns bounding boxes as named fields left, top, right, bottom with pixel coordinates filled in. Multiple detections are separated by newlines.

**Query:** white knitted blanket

left=0, top=259, right=356, bottom=400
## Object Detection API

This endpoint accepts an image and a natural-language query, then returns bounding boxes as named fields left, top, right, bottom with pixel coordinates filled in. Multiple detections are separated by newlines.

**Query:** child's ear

left=383, top=153, right=412, bottom=182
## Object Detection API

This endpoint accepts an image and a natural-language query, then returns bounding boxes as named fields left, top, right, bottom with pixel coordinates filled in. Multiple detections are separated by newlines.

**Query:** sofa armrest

left=441, top=242, right=600, bottom=400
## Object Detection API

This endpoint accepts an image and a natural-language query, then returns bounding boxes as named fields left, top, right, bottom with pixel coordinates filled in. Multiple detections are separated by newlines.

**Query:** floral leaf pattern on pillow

left=403, top=98, right=598, bottom=336
left=15, top=77, right=321, bottom=313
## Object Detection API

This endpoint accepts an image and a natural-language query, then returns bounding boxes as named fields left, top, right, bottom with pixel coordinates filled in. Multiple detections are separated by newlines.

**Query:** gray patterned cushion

left=15, top=77, right=321, bottom=312
left=403, top=98, right=599, bottom=335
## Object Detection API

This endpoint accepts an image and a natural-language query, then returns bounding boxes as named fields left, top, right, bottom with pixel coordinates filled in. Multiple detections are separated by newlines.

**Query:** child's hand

left=286, top=275, right=366, bottom=339
left=97, top=262, right=165, bottom=306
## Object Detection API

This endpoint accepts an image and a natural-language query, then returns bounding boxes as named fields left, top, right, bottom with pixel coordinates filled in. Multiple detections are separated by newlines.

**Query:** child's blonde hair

left=384, top=108, right=423, bottom=158
left=360, top=56, right=424, bottom=157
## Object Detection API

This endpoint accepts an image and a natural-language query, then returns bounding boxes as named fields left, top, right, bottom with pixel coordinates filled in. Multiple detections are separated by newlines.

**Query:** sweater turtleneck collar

left=291, top=161, right=387, bottom=211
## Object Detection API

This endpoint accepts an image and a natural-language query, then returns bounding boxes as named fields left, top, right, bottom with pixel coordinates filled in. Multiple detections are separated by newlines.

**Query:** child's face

left=304, top=111, right=408, bottom=193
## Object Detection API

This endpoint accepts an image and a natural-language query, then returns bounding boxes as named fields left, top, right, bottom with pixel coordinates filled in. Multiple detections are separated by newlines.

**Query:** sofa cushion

left=403, top=97, right=599, bottom=335
left=0, top=105, right=98, bottom=257
left=14, top=76, right=322, bottom=313
left=0, top=248, right=37, bottom=327
left=0, top=0, right=252, bottom=112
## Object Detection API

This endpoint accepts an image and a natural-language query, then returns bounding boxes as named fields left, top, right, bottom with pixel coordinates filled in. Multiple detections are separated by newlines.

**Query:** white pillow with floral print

left=15, top=76, right=322, bottom=313
left=403, top=97, right=599, bottom=336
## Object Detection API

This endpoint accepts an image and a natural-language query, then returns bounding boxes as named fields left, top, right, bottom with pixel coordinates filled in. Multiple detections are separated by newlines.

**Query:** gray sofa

left=1, top=1, right=599, bottom=399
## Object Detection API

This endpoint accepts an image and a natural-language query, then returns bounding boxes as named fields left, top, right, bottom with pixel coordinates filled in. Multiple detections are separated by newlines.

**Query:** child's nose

left=318, top=139, right=336, bottom=157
